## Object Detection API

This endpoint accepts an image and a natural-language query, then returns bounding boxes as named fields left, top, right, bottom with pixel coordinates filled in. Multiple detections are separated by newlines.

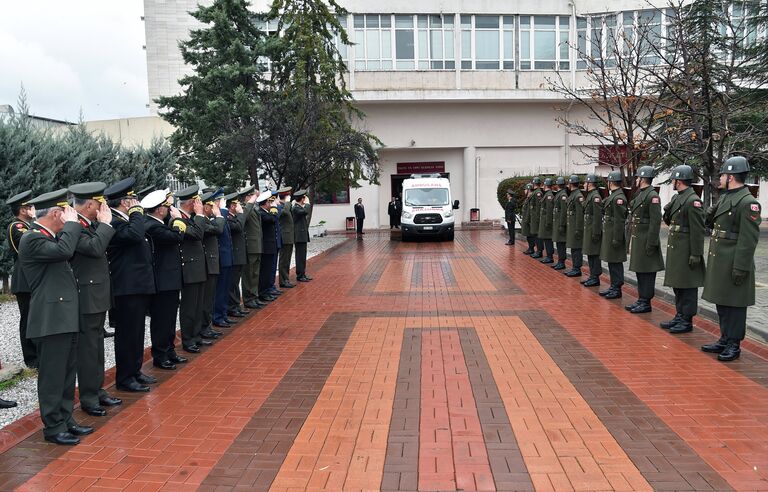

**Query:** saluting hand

left=235, top=203, right=243, bottom=214
left=212, top=205, right=222, bottom=217
left=247, top=193, right=258, bottom=204
left=193, top=199, right=204, bottom=215
left=62, top=206, right=79, bottom=223
left=169, top=206, right=181, bottom=219
left=97, top=202, right=112, bottom=224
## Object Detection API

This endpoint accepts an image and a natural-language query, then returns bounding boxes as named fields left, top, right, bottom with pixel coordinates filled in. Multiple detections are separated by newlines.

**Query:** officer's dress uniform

left=7, top=211, right=37, bottom=368
left=529, top=187, right=544, bottom=257
left=176, top=206, right=207, bottom=350
left=565, top=189, right=585, bottom=276
left=242, top=201, right=263, bottom=306
left=268, top=198, right=282, bottom=295
left=278, top=198, right=295, bottom=287
left=582, top=188, right=604, bottom=285
left=292, top=194, right=312, bottom=281
left=537, top=188, right=555, bottom=262
left=627, top=186, right=665, bottom=312
left=214, top=206, right=234, bottom=326
left=258, top=204, right=278, bottom=298
left=200, top=209, right=225, bottom=334
left=552, top=187, right=568, bottom=268
left=521, top=190, right=534, bottom=254
left=504, top=195, right=516, bottom=245
left=600, top=188, right=628, bottom=297
left=662, top=186, right=705, bottom=332
left=227, top=201, right=248, bottom=314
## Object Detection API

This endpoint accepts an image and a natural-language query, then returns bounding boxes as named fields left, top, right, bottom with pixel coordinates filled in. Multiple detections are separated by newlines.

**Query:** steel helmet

left=543, top=178, right=553, bottom=186
left=568, top=175, right=580, bottom=184
left=555, top=176, right=566, bottom=185
left=532, top=177, right=542, bottom=185
left=585, top=174, right=598, bottom=183
left=720, top=156, right=749, bottom=174
left=671, top=165, right=694, bottom=181
left=635, top=166, right=656, bottom=178
left=606, top=170, right=623, bottom=183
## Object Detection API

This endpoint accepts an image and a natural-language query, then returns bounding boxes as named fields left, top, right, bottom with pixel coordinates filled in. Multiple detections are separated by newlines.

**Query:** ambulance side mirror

left=453, top=200, right=460, bottom=210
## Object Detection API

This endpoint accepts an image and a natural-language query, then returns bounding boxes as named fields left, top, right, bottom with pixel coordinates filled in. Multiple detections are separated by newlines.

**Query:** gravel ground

left=0, top=235, right=347, bottom=430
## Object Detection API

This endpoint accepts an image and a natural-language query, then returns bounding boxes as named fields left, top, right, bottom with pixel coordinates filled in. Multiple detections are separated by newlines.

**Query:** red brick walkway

left=1, top=230, right=767, bottom=491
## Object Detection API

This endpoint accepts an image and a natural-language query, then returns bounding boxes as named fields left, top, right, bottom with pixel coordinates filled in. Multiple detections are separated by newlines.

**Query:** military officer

left=174, top=186, right=209, bottom=353
left=537, top=178, right=556, bottom=264
left=529, top=177, right=544, bottom=258
left=266, top=189, right=284, bottom=297
left=701, top=156, right=761, bottom=362
left=105, top=178, right=157, bottom=393
left=242, top=187, right=266, bottom=308
left=19, top=189, right=93, bottom=445
left=258, top=192, right=278, bottom=301
left=564, top=176, right=585, bottom=277
left=504, top=189, right=516, bottom=245
left=199, top=190, right=226, bottom=338
left=225, top=191, right=248, bottom=318
left=5, top=190, right=37, bottom=370
left=625, top=166, right=665, bottom=313
left=278, top=187, right=296, bottom=288
left=214, top=192, right=235, bottom=328
left=581, top=174, right=604, bottom=287
left=599, top=171, right=628, bottom=299
left=292, top=190, right=313, bottom=282
left=69, top=183, right=122, bottom=416
left=143, top=189, right=188, bottom=369
left=661, top=165, right=705, bottom=334
left=521, top=184, right=535, bottom=254
left=551, top=177, right=568, bottom=269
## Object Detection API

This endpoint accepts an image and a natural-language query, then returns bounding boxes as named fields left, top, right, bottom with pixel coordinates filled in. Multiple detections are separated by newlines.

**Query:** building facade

left=138, top=0, right=766, bottom=230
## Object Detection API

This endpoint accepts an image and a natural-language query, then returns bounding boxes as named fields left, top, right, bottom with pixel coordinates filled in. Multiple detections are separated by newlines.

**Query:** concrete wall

left=84, top=116, right=174, bottom=147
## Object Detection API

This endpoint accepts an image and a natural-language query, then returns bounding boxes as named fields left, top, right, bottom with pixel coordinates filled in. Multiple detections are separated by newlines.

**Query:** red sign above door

left=397, top=162, right=445, bottom=174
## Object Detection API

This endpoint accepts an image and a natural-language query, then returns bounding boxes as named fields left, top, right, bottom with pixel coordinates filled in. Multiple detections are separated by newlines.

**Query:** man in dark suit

left=292, top=190, right=312, bottom=282
left=19, top=189, right=93, bottom=445
left=142, top=189, right=188, bottom=370
left=242, top=188, right=264, bottom=308
left=504, top=189, right=516, bottom=245
left=226, top=191, right=248, bottom=317
left=105, top=178, right=157, bottom=393
left=354, top=197, right=365, bottom=239
left=200, top=190, right=226, bottom=338
left=388, top=197, right=399, bottom=229
left=214, top=194, right=235, bottom=327
left=257, top=192, right=278, bottom=301
left=277, top=187, right=295, bottom=289
left=69, top=182, right=122, bottom=416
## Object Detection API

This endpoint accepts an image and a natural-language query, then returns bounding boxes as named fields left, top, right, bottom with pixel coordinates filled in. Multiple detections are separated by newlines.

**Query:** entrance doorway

left=391, top=162, right=448, bottom=201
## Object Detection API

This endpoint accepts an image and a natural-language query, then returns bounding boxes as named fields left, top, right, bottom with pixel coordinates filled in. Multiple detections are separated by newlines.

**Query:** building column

left=463, top=146, right=476, bottom=223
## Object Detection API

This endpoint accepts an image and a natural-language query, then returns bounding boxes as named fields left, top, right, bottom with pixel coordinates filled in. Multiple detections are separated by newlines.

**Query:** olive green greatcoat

left=202, top=216, right=226, bottom=275
left=244, top=202, right=263, bottom=255
left=663, top=188, right=706, bottom=289
left=279, top=201, right=295, bottom=245
left=537, top=189, right=555, bottom=239
left=566, top=190, right=585, bottom=248
left=628, top=186, right=665, bottom=273
left=520, top=195, right=532, bottom=236
left=529, top=188, right=544, bottom=235
left=70, top=217, right=116, bottom=314
left=292, top=203, right=311, bottom=243
left=582, top=189, right=603, bottom=255
left=552, top=189, right=568, bottom=243
left=702, top=187, right=761, bottom=307
left=600, top=189, right=628, bottom=263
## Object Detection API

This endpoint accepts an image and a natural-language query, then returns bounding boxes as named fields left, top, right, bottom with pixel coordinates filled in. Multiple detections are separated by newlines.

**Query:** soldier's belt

left=631, top=218, right=650, bottom=224
left=669, top=225, right=690, bottom=233
left=712, top=230, right=738, bottom=240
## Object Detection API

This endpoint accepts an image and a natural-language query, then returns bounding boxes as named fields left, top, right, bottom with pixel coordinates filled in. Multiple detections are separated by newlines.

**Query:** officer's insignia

left=579, top=196, right=584, bottom=202
left=547, top=196, right=553, bottom=200
left=751, top=204, right=760, bottom=212
left=15, top=223, right=27, bottom=231
left=561, top=195, right=567, bottom=200
left=651, top=197, right=660, bottom=204
left=617, top=199, right=624, bottom=205
left=693, top=201, right=702, bottom=208
left=595, top=197, right=601, bottom=202
left=172, top=219, right=187, bottom=233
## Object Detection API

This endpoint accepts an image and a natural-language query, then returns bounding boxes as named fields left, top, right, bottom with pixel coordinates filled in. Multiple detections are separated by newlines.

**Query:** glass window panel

left=476, top=30, right=500, bottom=59
left=418, top=15, right=428, bottom=28
left=591, top=27, right=602, bottom=58
left=418, top=30, right=429, bottom=58
left=559, top=61, right=569, bottom=69
left=534, top=61, right=555, bottom=69
left=431, top=61, right=444, bottom=69
left=520, top=16, right=531, bottom=27
left=504, top=31, right=514, bottom=59
left=475, top=15, right=499, bottom=29
left=445, top=31, right=454, bottom=58
left=461, top=60, right=472, bottom=69
left=354, top=15, right=364, bottom=28
left=368, top=60, right=380, bottom=69
left=577, top=60, right=587, bottom=69
left=503, top=16, right=515, bottom=27
left=445, top=61, right=455, bottom=69
left=521, top=61, right=531, bottom=69
left=381, top=15, right=391, bottom=28
left=461, top=30, right=472, bottom=58
left=577, top=17, right=587, bottom=29
left=537, top=16, right=556, bottom=28
left=366, top=30, right=380, bottom=59
left=534, top=30, right=556, bottom=59
left=419, top=60, right=429, bottom=69
left=337, top=15, right=348, bottom=30
left=355, top=60, right=366, bottom=70
left=477, top=61, right=500, bottom=69
left=503, top=61, right=515, bottom=69
left=431, top=30, right=444, bottom=59
left=395, top=15, right=413, bottom=28
left=366, top=14, right=379, bottom=28
left=606, top=15, right=616, bottom=27
left=355, top=29, right=365, bottom=50
left=624, top=11, right=634, bottom=24
left=396, top=30, right=415, bottom=59
left=381, top=60, right=392, bottom=69
left=578, top=29, right=587, bottom=54
left=444, top=14, right=454, bottom=27
left=430, top=15, right=442, bottom=28
left=461, top=15, right=472, bottom=27
left=396, top=60, right=415, bottom=69
left=560, top=31, right=569, bottom=58
left=520, top=31, right=530, bottom=59
left=382, top=31, right=392, bottom=57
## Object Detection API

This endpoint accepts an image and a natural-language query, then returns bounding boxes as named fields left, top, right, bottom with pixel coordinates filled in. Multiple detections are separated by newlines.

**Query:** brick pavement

left=0, top=230, right=767, bottom=491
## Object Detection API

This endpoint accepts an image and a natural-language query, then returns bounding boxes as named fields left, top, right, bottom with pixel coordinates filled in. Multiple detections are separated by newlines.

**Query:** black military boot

left=660, top=314, right=683, bottom=330
left=531, top=252, right=543, bottom=259
left=540, top=257, right=554, bottom=264
left=701, top=337, right=728, bottom=353
left=624, top=300, right=640, bottom=311
left=669, top=316, right=693, bottom=334
left=717, top=341, right=741, bottom=362
left=565, top=269, right=582, bottom=277
left=523, top=248, right=534, bottom=255
left=552, top=262, right=566, bottom=270
left=630, top=299, right=652, bottom=314
left=583, top=278, right=600, bottom=287
left=604, top=289, right=622, bottom=299
left=598, top=287, right=612, bottom=296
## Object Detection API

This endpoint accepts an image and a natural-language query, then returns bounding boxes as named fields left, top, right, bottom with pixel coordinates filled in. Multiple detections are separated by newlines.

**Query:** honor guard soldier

left=257, top=192, right=278, bottom=301
left=105, top=178, right=157, bottom=392
left=529, top=178, right=544, bottom=257
left=701, top=156, right=761, bottom=361
left=69, top=182, right=122, bottom=416
left=581, top=174, right=604, bottom=287
left=19, top=189, right=94, bottom=445
left=224, top=191, right=248, bottom=317
left=564, top=176, right=585, bottom=277
left=5, top=190, right=37, bottom=370
left=626, top=166, right=665, bottom=314
left=504, top=189, right=516, bottom=245
left=537, top=178, right=556, bottom=264
left=143, top=189, right=188, bottom=369
left=266, top=189, right=284, bottom=297
left=551, top=177, right=568, bottom=269
left=199, top=190, right=226, bottom=338
left=242, top=187, right=265, bottom=308
left=661, top=165, right=705, bottom=334
left=213, top=192, right=235, bottom=328
left=521, top=184, right=535, bottom=254
left=278, top=187, right=297, bottom=288
left=174, top=186, right=209, bottom=353
left=599, top=171, right=628, bottom=299
left=292, top=190, right=313, bottom=282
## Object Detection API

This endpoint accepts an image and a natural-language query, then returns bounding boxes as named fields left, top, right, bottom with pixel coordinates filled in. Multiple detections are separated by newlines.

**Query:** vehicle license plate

left=423, top=226, right=433, bottom=230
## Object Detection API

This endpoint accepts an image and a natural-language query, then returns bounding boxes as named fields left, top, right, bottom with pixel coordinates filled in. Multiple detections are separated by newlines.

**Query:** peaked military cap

left=555, top=176, right=566, bottom=185
left=5, top=190, right=33, bottom=206
left=568, top=175, right=580, bottom=184
left=223, top=191, right=240, bottom=204
left=293, top=189, right=308, bottom=199
left=137, top=185, right=156, bottom=199
left=720, top=156, right=749, bottom=174
left=104, top=177, right=137, bottom=200
left=200, top=188, right=224, bottom=204
left=606, top=170, right=623, bottom=182
left=141, top=189, right=172, bottom=209
left=635, top=166, right=655, bottom=178
left=237, top=185, right=255, bottom=198
left=69, top=182, right=107, bottom=202
left=543, top=178, right=553, bottom=186
left=174, top=185, right=200, bottom=201
left=672, top=165, right=694, bottom=181
left=256, top=190, right=273, bottom=203
left=277, top=186, right=293, bottom=196
left=27, top=188, right=70, bottom=209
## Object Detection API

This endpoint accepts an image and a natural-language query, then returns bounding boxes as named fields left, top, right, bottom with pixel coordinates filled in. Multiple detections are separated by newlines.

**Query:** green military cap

left=137, top=185, right=156, bottom=199
left=293, top=189, right=308, bottom=199
left=174, top=185, right=200, bottom=201
left=277, top=186, right=293, bottom=196
left=27, top=188, right=70, bottom=209
left=635, top=166, right=655, bottom=178
left=200, top=188, right=224, bottom=204
left=720, top=156, right=749, bottom=174
left=543, top=178, right=553, bottom=186
left=223, top=191, right=240, bottom=204
left=585, top=174, right=598, bottom=183
left=104, top=177, right=137, bottom=200
left=532, top=177, right=542, bottom=185
left=606, top=170, right=623, bottom=183
left=555, top=176, right=566, bottom=185
left=69, top=182, right=108, bottom=203
left=568, top=175, right=580, bottom=184
left=671, top=165, right=694, bottom=181
left=237, top=185, right=255, bottom=198
left=202, top=187, right=215, bottom=194
left=5, top=190, right=33, bottom=207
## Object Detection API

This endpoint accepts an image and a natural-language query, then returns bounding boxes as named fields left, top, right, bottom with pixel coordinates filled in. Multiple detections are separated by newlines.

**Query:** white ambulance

left=400, top=174, right=459, bottom=241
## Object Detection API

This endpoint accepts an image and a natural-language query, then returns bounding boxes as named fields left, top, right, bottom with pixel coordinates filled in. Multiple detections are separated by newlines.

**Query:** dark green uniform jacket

left=244, top=203, right=263, bottom=255
left=520, top=195, right=532, bottom=236
left=538, top=190, right=555, bottom=239
left=70, top=215, right=116, bottom=314
left=292, top=203, right=311, bottom=243
left=176, top=212, right=208, bottom=284
left=529, top=188, right=544, bottom=235
left=552, top=189, right=568, bottom=243
left=8, top=219, right=31, bottom=294
left=600, top=189, right=628, bottom=263
left=202, top=216, right=226, bottom=275
left=280, top=201, right=295, bottom=245
left=566, top=191, right=584, bottom=249
left=663, top=188, right=705, bottom=289
left=228, top=212, right=247, bottom=267
left=702, top=187, right=761, bottom=307
left=18, top=222, right=82, bottom=338
left=628, top=186, right=665, bottom=273
left=582, top=189, right=603, bottom=255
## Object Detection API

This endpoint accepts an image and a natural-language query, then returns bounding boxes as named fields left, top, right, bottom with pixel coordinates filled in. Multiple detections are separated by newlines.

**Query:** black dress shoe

left=209, top=328, right=223, bottom=335
left=201, top=331, right=220, bottom=339
left=270, top=289, right=283, bottom=296
left=116, top=381, right=150, bottom=393
left=183, top=344, right=200, bottom=353
left=297, top=276, right=311, bottom=282
left=0, top=398, right=18, bottom=409
left=583, top=278, right=600, bottom=287
left=153, top=360, right=177, bottom=370
left=244, top=301, right=263, bottom=309
left=565, top=270, right=582, bottom=277
left=299, top=274, right=313, bottom=281
left=604, top=290, right=623, bottom=299
left=169, top=353, right=188, bottom=364
left=505, top=241, right=514, bottom=245
left=552, top=262, right=566, bottom=270
left=530, top=252, right=543, bottom=258
left=45, top=432, right=80, bottom=445
left=630, top=302, right=652, bottom=314
left=717, top=344, right=741, bottom=362
left=540, top=258, right=554, bottom=264
left=669, top=321, right=693, bottom=334
left=227, top=311, right=246, bottom=318
left=258, top=296, right=276, bottom=302
left=660, top=314, right=683, bottom=330
left=523, top=250, right=534, bottom=255
left=81, top=405, right=107, bottom=417
left=136, top=373, right=157, bottom=385
left=280, top=283, right=296, bottom=288
left=99, top=395, right=122, bottom=406
left=67, top=424, right=94, bottom=436
left=624, top=301, right=639, bottom=311
left=598, top=288, right=612, bottom=296
left=702, top=338, right=728, bottom=353
left=199, top=339, right=213, bottom=346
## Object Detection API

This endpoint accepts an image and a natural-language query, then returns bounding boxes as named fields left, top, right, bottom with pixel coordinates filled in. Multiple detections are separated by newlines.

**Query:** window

left=576, top=17, right=588, bottom=69
left=520, top=15, right=570, bottom=70
left=460, top=15, right=514, bottom=70
left=427, top=14, right=456, bottom=69
left=354, top=14, right=392, bottom=70
left=255, top=17, right=279, bottom=71
left=395, top=15, right=415, bottom=69
left=404, top=188, right=449, bottom=206
left=314, top=182, right=351, bottom=204
left=333, top=15, right=350, bottom=64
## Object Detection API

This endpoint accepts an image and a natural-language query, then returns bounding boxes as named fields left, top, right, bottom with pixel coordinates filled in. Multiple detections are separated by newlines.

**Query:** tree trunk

left=1, top=274, right=9, bottom=295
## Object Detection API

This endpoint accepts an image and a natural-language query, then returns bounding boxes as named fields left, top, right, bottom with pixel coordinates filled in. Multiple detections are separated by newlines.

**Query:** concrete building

left=134, top=0, right=766, bottom=230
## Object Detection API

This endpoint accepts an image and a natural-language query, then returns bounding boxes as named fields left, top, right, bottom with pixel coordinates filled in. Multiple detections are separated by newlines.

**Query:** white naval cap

left=256, top=190, right=272, bottom=203
left=140, top=188, right=172, bottom=209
